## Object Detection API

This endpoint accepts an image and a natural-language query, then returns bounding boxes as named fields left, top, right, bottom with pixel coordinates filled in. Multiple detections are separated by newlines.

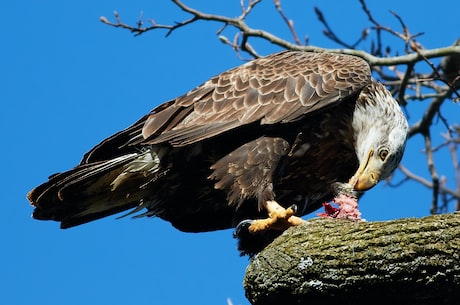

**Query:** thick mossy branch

left=244, top=212, right=460, bottom=305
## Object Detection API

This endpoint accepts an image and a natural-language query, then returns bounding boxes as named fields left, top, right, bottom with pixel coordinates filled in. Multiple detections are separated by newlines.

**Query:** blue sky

left=2, top=1, right=459, bottom=305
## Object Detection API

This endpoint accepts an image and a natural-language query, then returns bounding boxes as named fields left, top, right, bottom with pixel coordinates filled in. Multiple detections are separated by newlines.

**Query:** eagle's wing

left=141, top=51, right=371, bottom=147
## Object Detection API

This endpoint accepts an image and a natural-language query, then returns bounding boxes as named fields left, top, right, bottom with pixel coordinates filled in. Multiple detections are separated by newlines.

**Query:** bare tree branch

left=423, top=131, right=440, bottom=214
left=443, top=130, right=460, bottom=210
left=398, top=164, right=460, bottom=201
left=99, top=1, right=460, bottom=65
left=408, top=90, right=450, bottom=138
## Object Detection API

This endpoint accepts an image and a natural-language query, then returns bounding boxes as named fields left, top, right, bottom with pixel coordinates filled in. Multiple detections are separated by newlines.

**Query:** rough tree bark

left=244, top=212, right=460, bottom=305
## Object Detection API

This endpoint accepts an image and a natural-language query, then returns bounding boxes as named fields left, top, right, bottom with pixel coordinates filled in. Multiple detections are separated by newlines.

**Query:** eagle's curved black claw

left=288, top=204, right=298, bottom=215
left=233, top=219, right=254, bottom=238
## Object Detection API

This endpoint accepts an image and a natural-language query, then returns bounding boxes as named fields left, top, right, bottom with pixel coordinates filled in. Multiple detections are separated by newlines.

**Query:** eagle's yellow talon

left=247, top=201, right=305, bottom=233
left=287, top=215, right=304, bottom=226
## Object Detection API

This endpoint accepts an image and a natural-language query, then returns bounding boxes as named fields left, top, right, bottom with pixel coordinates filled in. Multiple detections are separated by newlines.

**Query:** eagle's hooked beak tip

left=349, top=148, right=380, bottom=192
left=353, top=172, right=379, bottom=191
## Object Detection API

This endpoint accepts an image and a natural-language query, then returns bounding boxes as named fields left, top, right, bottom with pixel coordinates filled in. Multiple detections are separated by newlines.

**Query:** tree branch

left=244, top=213, right=460, bottom=305
left=99, top=1, right=460, bottom=66
left=408, top=90, right=450, bottom=138
left=273, top=0, right=302, bottom=46
left=423, top=131, right=440, bottom=214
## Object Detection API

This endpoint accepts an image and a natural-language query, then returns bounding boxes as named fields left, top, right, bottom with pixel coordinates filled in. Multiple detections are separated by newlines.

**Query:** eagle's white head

left=349, top=80, right=408, bottom=191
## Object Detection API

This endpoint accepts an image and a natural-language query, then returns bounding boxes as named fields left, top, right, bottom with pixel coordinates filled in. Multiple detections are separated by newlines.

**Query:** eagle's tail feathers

left=27, top=149, right=161, bottom=228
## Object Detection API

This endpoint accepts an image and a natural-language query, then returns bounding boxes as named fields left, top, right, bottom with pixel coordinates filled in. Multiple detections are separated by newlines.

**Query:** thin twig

left=274, top=0, right=302, bottom=45
left=397, top=63, right=414, bottom=106
left=411, top=42, right=460, bottom=99
left=398, top=165, right=460, bottom=200
left=444, top=131, right=460, bottom=211
left=408, top=90, right=450, bottom=138
left=421, top=131, right=440, bottom=214
left=314, top=7, right=354, bottom=49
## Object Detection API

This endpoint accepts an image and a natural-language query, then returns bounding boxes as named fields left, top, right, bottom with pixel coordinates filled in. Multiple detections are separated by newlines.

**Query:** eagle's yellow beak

left=349, top=149, right=380, bottom=191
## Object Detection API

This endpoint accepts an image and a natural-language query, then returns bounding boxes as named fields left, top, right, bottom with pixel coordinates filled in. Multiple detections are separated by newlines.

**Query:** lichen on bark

left=244, top=212, right=460, bottom=305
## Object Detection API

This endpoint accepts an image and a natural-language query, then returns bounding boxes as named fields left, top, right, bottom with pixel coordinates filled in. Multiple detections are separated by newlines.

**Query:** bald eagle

left=28, top=51, right=408, bottom=255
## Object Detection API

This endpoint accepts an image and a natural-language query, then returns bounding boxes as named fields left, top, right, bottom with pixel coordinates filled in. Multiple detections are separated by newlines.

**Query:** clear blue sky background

left=2, top=1, right=459, bottom=305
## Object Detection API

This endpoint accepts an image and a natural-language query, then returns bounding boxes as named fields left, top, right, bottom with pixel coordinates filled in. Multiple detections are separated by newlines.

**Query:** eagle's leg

left=247, top=200, right=304, bottom=233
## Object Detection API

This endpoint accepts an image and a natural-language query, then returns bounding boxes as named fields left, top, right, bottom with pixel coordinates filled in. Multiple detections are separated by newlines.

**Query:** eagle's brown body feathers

left=28, top=51, right=408, bottom=255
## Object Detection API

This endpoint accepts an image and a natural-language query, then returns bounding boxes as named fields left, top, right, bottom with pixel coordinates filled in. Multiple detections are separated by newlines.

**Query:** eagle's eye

left=378, top=148, right=389, bottom=161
